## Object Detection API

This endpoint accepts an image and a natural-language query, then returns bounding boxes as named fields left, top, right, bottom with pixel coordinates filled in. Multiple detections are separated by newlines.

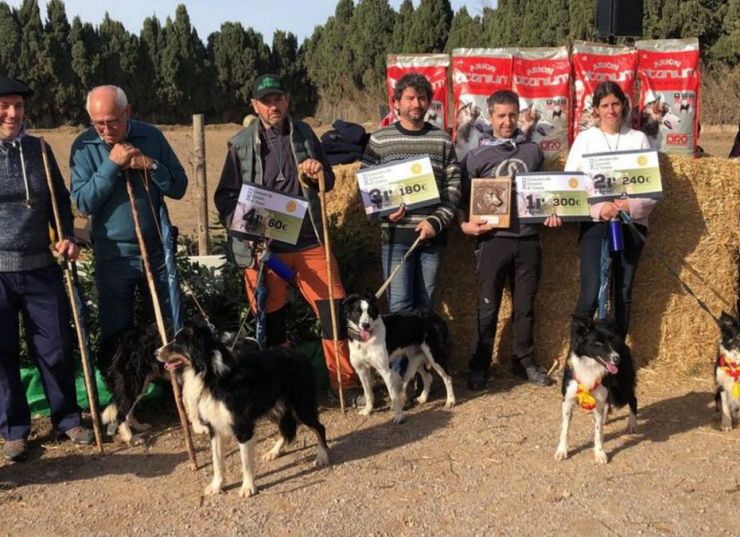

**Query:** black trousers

left=0, top=265, right=81, bottom=440
left=469, top=236, right=541, bottom=373
left=574, top=221, right=646, bottom=339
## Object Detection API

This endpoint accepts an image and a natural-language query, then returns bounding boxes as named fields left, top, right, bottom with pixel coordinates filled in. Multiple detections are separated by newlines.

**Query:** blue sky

left=7, top=1, right=492, bottom=43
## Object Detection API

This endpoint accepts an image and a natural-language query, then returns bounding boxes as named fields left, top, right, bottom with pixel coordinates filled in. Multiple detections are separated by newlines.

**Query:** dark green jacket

left=214, top=117, right=333, bottom=266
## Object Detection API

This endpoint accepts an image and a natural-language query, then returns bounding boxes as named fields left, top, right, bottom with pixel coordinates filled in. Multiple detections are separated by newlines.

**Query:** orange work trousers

left=243, top=245, right=358, bottom=390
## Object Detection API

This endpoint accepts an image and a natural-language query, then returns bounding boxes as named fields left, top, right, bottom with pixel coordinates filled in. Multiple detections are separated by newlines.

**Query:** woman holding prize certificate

left=565, top=81, right=655, bottom=339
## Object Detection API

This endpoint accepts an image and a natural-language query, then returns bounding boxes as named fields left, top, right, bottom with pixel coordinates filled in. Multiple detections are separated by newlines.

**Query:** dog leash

left=618, top=210, right=723, bottom=327
left=375, top=235, right=424, bottom=299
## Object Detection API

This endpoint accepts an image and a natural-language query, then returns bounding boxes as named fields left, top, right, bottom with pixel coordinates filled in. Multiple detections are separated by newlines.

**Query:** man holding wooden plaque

left=458, top=90, right=561, bottom=391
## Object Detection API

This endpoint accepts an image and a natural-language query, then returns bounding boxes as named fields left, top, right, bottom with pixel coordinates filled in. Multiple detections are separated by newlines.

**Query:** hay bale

left=326, top=156, right=740, bottom=375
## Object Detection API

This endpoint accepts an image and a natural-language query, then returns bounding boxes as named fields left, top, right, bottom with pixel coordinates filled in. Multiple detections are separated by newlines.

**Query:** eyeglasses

left=91, top=119, right=123, bottom=130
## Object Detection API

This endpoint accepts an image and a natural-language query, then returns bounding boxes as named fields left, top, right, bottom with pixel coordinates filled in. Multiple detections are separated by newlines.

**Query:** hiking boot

left=512, top=362, right=553, bottom=387
left=61, top=426, right=94, bottom=445
left=467, top=369, right=489, bottom=391
left=2, top=439, right=28, bottom=462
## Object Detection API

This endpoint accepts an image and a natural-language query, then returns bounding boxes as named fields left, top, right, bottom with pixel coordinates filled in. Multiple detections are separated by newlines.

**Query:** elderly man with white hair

left=70, top=85, right=188, bottom=345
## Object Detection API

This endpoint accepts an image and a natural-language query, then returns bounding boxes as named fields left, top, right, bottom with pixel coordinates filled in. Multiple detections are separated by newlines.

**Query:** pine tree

left=521, top=0, right=552, bottom=46
left=347, top=0, right=395, bottom=91
left=207, top=22, right=270, bottom=122
left=406, top=0, right=453, bottom=53
left=547, top=0, right=570, bottom=46
left=445, top=6, right=484, bottom=52
left=16, top=0, right=53, bottom=125
left=139, top=16, right=166, bottom=120
left=389, top=0, right=414, bottom=53
left=303, top=0, right=355, bottom=102
left=70, top=16, right=101, bottom=114
left=710, top=0, right=740, bottom=61
left=271, top=30, right=313, bottom=113
left=0, top=4, right=20, bottom=77
left=44, top=0, right=77, bottom=124
left=568, top=0, right=597, bottom=42
left=97, top=14, right=140, bottom=108
left=159, top=5, right=209, bottom=120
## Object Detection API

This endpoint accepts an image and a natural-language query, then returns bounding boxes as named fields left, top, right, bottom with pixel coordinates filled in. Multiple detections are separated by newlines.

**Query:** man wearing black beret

left=0, top=75, right=93, bottom=462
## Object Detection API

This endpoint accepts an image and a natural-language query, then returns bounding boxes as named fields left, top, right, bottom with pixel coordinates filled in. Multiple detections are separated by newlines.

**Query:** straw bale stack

left=326, top=156, right=739, bottom=374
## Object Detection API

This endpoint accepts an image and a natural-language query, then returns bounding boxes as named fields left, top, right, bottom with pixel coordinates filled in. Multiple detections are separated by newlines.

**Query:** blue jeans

left=382, top=240, right=444, bottom=313
left=95, top=248, right=172, bottom=342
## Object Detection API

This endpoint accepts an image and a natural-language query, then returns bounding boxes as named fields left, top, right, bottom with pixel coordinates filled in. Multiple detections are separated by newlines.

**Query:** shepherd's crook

left=39, top=137, right=104, bottom=453
left=315, top=170, right=345, bottom=414
left=125, top=171, right=197, bottom=470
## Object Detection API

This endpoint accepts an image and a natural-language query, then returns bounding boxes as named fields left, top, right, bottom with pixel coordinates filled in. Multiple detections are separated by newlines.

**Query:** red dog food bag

left=572, top=41, right=638, bottom=142
left=385, top=54, right=450, bottom=131
left=451, top=48, right=513, bottom=158
left=635, top=38, right=701, bottom=155
left=512, top=47, right=571, bottom=159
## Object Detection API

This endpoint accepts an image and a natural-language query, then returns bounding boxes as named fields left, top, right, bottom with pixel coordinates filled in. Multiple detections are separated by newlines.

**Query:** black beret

left=0, top=75, right=33, bottom=98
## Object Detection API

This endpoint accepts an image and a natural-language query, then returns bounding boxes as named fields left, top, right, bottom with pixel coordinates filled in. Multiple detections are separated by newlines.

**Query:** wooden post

left=193, top=114, right=209, bottom=255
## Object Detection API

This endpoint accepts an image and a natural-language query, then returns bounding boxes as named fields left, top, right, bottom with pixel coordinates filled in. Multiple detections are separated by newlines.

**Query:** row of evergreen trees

left=0, top=0, right=737, bottom=126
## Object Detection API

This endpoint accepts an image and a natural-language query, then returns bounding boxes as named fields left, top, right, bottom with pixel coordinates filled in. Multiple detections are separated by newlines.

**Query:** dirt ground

left=0, top=374, right=737, bottom=536
left=3, top=124, right=736, bottom=536
left=34, top=123, right=737, bottom=240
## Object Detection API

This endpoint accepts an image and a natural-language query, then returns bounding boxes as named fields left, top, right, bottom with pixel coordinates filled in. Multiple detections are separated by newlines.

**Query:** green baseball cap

left=252, top=74, right=287, bottom=99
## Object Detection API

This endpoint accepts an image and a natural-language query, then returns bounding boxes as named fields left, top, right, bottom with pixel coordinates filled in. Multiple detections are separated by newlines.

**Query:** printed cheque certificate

left=515, top=172, right=591, bottom=223
left=230, top=184, right=308, bottom=245
left=582, top=149, right=663, bottom=202
left=356, top=156, right=440, bottom=217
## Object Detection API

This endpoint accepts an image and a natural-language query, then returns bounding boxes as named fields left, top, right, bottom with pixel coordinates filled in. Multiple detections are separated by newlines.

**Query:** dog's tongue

left=606, top=363, right=618, bottom=375
left=164, top=361, right=181, bottom=371
left=360, top=330, right=371, bottom=342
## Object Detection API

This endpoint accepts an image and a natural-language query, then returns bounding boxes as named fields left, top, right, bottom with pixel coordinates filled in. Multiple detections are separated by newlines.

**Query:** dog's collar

left=575, top=378, right=601, bottom=411
left=719, top=353, right=739, bottom=377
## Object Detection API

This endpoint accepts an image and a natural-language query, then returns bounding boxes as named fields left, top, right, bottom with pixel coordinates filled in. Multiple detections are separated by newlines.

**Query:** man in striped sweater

left=362, top=73, right=461, bottom=312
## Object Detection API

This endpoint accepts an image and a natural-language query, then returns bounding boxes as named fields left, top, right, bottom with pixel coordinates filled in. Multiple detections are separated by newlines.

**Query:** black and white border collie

left=555, top=316, right=637, bottom=464
left=716, top=313, right=740, bottom=431
left=342, top=293, right=456, bottom=424
left=98, top=324, right=169, bottom=444
left=157, top=322, right=329, bottom=497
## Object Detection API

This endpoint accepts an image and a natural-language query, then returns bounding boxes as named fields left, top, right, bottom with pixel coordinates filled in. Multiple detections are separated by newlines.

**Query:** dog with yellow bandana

left=555, top=316, right=637, bottom=464
left=716, top=313, right=740, bottom=431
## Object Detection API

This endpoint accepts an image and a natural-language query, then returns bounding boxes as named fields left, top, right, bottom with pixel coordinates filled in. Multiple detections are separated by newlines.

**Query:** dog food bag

left=572, top=41, right=638, bottom=142
left=512, top=47, right=571, bottom=159
left=635, top=38, right=701, bottom=155
left=385, top=54, right=450, bottom=131
left=451, top=48, right=513, bottom=158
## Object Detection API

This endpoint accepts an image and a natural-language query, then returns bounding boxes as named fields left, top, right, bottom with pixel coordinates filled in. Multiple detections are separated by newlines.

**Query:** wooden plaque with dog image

left=470, top=177, right=512, bottom=228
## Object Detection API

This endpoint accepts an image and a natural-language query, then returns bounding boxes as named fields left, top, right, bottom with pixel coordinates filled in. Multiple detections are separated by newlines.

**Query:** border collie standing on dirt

left=716, top=313, right=740, bottom=431
left=555, top=316, right=637, bottom=464
left=342, top=293, right=456, bottom=424
left=157, top=322, right=329, bottom=498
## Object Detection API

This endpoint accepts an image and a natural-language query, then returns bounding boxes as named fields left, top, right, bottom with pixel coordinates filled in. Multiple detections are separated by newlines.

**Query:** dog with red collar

left=716, top=313, right=740, bottom=431
left=555, top=315, right=638, bottom=464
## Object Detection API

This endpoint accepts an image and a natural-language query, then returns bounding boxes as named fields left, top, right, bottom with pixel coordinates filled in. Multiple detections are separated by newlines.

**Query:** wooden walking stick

left=315, top=170, right=345, bottom=414
left=39, top=137, right=104, bottom=453
left=125, top=171, right=197, bottom=470
left=375, top=235, right=423, bottom=300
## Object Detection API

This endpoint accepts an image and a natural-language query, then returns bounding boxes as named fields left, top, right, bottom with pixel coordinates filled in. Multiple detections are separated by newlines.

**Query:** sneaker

left=61, top=426, right=94, bottom=445
left=512, top=362, right=552, bottom=387
left=467, top=369, right=489, bottom=391
left=2, top=439, right=28, bottom=462
left=329, top=388, right=366, bottom=408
